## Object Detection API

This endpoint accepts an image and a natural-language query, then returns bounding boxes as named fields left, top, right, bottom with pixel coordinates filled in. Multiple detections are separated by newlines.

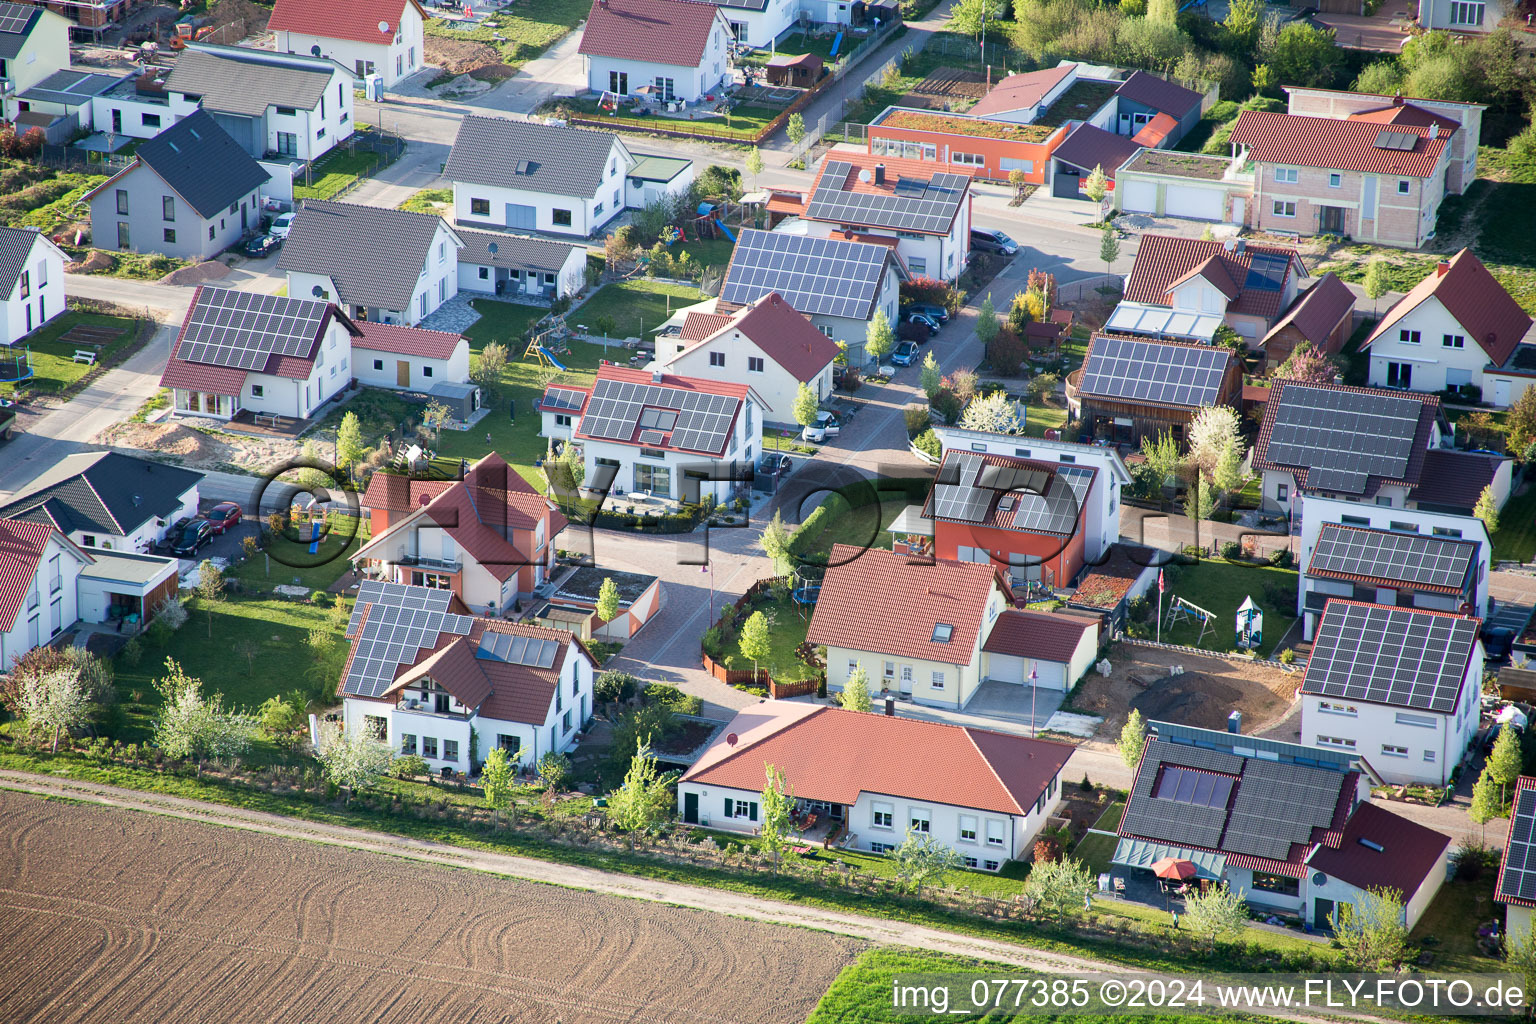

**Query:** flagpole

left=1156, top=568, right=1163, bottom=644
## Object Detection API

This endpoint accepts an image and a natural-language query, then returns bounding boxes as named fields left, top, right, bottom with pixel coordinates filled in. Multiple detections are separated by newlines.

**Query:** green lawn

left=1088, top=801, right=1124, bottom=833
left=570, top=279, right=705, bottom=347
left=1072, top=831, right=1118, bottom=876
left=670, top=236, right=735, bottom=268
left=792, top=477, right=934, bottom=563
left=293, top=148, right=395, bottom=201
left=228, top=516, right=368, bottom=592
left=1022, top=399, right=1068, bottom=439
left=398, top=187, right=453, bottom=214
left=1408, top=875, right=1501, bottom=975
left=424, top=0, right=591, bottom=74
left=1, top=311, right=143, bottom=396
left=717, top=593, right=818, bottom=682
left=1491, top=483, right=1536, bottom=563
left=1159, top=559, right=1300, bottom=658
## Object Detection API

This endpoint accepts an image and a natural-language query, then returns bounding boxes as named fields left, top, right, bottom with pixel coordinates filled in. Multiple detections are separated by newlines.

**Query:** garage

left=1121, top=179, right=1158, bottom=214
left=1164, top=184, right=1225, bottom=221
left=980, top=608, right=1100, bottom=692
left=985, top=652, right=1068, bottom=689
left=1051, top=164, right=1082, bottom=199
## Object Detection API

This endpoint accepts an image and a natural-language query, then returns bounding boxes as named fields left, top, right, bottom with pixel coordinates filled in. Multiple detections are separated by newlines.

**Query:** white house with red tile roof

left=351, top=321, right=471, bottom=392
left=677, top=700, right=1072, bottom=868
left=1122, top=235, right=1306, bottom=344
left=353, top=454, right=568, bottom=614
left=578, top=0, right=731, bottom=105
left=0, top=520, right=90, bottom=670
left=1364, top=249, right=1536, bottom=406
left=538, top=363, right=762, bottom=505
left=654, top=291, right=839, bottom=425
left=268, top=0, right=426, bottom=87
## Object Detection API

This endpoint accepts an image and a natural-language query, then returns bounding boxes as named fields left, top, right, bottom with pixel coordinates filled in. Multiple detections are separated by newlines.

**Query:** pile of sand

left=101, top=422, right=220, bottom=461
left=160, top=261, right=231, bottom=286
left=65, top=251, right=115, bottom=274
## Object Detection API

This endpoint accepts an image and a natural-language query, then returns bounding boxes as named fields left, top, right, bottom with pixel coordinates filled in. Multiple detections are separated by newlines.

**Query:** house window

left=400, top=733, right=417, bottom=755
left=276, top=105, right=298, bottom=116
left=1388, top=521, right=1418, bottom=533
left=1272, top=200, right=1297, bottom=218
left=1380, top=743, right=1408, bottom=758
left=562, top=708, right=572, bottom=732
left=437, top=278, right=446, bottom=302
left=870, top=842, right=894, bottom=854
left=1318, top=701, right=1357, bottom=716
left=208, top=226, right=215, bottom=241
left=141, top=112, right=161, bottom=128
left=608, top=70, right=629, bottom=94
left=116, top=189, right=128, bottom=215
left=909, top=808, right=931, bottom=834
left=438, top=242, right=446, bottom=264
left=470, top=198, right=490, bottom=216
left=277, top=132, right=298, bottom=156
left=931, top=623, right=953, bottom=642
left=1277, top=483, right=1289, bottom=502
left=1397, top=179, right=1411, bottom=195
left=1316, top=735, right=1356, bottom=749
left=999, top=157, right=1033, bottom=174
left=1432, top=526, right=1464, bottom=538
left=747, top=357, right=764, bottom=372
left=872, top=802, right=893, bottom=828
left=930, top=670, right=945, bottom=690
left=553, top=209, right=573, bottom=226
left=1387, top=362, right=1412, bottom=389
left=1398, top=329, right=1420, bottom=345
left=986, top=820, right=1005, bottom=847
left=1341, top=515, right=1370, bottom=526
left=81, top=535, right=95, bottom=547
left=639, top=447, right=666, bottom=460
left=555, top=413, right=572, bottom=427
left=443, top=739, right=459, bottom=762
left=951, top=152, right=984, bottom=167
left=478, top=267, right=490, bottom=280
left=726, top=798, right=759, bottom=821
left=963, top=855, right=979, bottom=868
left=883, top=661, right=895, bottom=681
left=709, top=351, right=725, bottom=367
left=497, top=734, right=520, bottom=755
left=594, top=201, right=604, bottom=216
left=422, top=736, right=438, bottom=758
left=1449, top=0, right=1485, bottom=22
left=1396, top=712, right=1437, bottom=728
left=17, top=270, right=27, bottom=299
left=984, top=860, right=1001, bottom=871
left=48, top=554, right=60, bottom=593
left=1274, top=167, right=1299, bottom=184
left=1424, top=750, right=1437, bottom=762
left=908, top=256, right=927, bottom=275
left=1057, top=454, right=1075, bottom=464
left=1251, top=871, right=1300, bottom=897
left=251, top=384, right=264, bottom=397
left=162, top=196, right=176, bottom=221
left=1328, top=172, right=1342, bottom=188
left=373, top=359, right=384, bottom=370
left=419, top=294, right=427, bottom=318
left=163, top=229, right=176, bottom=243
left=959, top=815, right=978, bottom=842
left=1443, top=334, right=1465, bottom=349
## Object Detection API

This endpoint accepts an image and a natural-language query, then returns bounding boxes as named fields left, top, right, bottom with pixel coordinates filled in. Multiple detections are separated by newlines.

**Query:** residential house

left=0, top=450, right=202, bottom=553
left=966, top=64, right=1084, bottom=124
left=578, top=0, right=731, bottom=106
left=1069, top=334, right=1242, bottom=447
left=277, top=199, right=463, bottom=326
left=1049, top=122, right=1140, bottom=200
left=718, top=228, right=907, bottom=364
left=0, top=226, right=65, bottom=344
left=1283, top=88, right=1484, bottom=194
left=91, top=44, right=354, bottom=162
left=85, top=109, right=269, bottom=261
left=1417, top=0, right=1508, bottom=34
left=1114, top=149, right=1250, bottom=223
left=1299, top=600, right=1482, bottom=786
left=1115, top=721, right=1450, bottom=930
left=677, top=700, right=1072, bottom=869
left=1364, top=248, right=1536, bottom=406
left=653, top=290, right=839, bottom=426
left=339, top=581, right=596, bottom=771
left=865, top=107, right=1068, bottom=187
left=0, top=1, right=69, bottom=121
left=929, top=424, right=1131, bottom=566
left=159, top=286, right=360, bottom=422
left=800, top=151, right=972, bottom=282
left=1228, top=109, right=1452, bottom=248
left=456, top=229, right=587, bottom=302
left=73, top=547, right=180, bottom=634
left=538, top=363, right=762, bottom=505
left=268, top=0, right=426, bottom=87
left=353, top=453, right=568, bottom=613
left=1299, top=522, right=1485, bottom=639
left=0, top=520, right=87, bottom=669
left=1120, top=235, right=1307, bottom=346
left=810, top=544, right=1011, bottom=710
left=1496, top=777, right=1536, bottom=941
left=624, top=154, right=695, bottom=209
left=541, top=565, right=662, bottom=639
left=444, top=115, right=632, bottom=238
left=706, top=0, right=795, bottom=47
left=351, top=321, right=470, bottom=393
left=1259, top=272, right=1356, bottom=367
left=1107, top=70, right=1204, bottom=148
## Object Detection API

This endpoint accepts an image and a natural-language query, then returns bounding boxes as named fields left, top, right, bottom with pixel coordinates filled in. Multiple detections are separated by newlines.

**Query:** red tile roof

left=1166, top=254, right=1241, bottom=301
left=670, top=292, right=839, bottom=383
left=578, top=0, right=723, bottom=68
left=678, top=311, right=732, bottom=341
left=1115, top=70, right=1203, bottom=120
left=808, top=545, right=1004, bottom=664
left=1306, top=800, right=1449, bottom=900
left=1229, top=110, right=1447, bottom=178
left=1365, top=248, right=1533, bottom=367
left=1051, top=122, right=1140, bottom=177
left=1125, top=235, right=1304, bottom=321
left=1131, top=112, right=1179, bottom=147
left=1253, top=380, right=1440, bottom=495
left=0, top=520, right=57, bottom=633
left=1262, top=272, right=1356, bottom=350
left=1408, top=448, right=1508, bottom=513
left=982, top=609, right=1096, bottom=663
left=268, top=0, right=426, bottom=44
left=159, top=355, right=248, bottom=396
left=359, top=474, right=457, bottom=514
left=681, top=701, right=1073, bottom=817
left=1345, top=101, right=1460, bottom=133
left=353, top=321, right=467, bottom=360
left=969, top=64, right=1077, bottom=117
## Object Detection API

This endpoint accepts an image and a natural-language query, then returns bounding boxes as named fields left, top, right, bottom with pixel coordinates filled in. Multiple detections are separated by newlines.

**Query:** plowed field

left=0, top=791, right=858, bottom=1023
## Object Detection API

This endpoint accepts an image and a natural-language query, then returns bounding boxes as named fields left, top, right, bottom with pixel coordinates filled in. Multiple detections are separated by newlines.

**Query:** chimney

left=1429, top=123, right=1438, bottom=140
left=651, top=368, right=663, bottom=383
left=873, top=163, right=885, bottom=186
left=885, top=695, right=896, bottom=716
left=1437, top=260, right=1451, bottom=277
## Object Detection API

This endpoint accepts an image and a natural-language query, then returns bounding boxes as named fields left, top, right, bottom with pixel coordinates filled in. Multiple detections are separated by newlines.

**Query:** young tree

left=317, top=722, right=394, bottom=805
left=1475, top=485, right=1501, bottom=533
left=1083, top=163, right=1108, bottom=207
left=607, top=739, right=674, bottom=831
left=759, top=509, right=795, bottom=577
left=1274, top=341, right=1339, bottom=386
left=744, top=146, right=764, bottom=187
left=738, top=610, right=771, bottom=678
left=538, top=750, right=572, bottom=792
left=152, top=658, right=256, bottom=775
left=892, top=827, right=962, bottom=895
left=1507, top=927, right=1536, bottom=1003
left=1183, top=474, right=1217, bottom=522
left=1505, top=387, right=1536, bottom=454
left=974, top=294, right=999, bottom=348
left=786, top=113, right=806, bottom=148
left=194, top=558, right=225, bottom=638
left=1028, top=372, right=1060, bottom=405
left=16, top=669, right=91, bottom=753
left=865, top=310, right=895, bottom=368
left=1331, top=887, right=1408, bottom=971
left=1023, top=857, right=1094, bottom=921
left=1262, top=21, right=1340, bottom=88
left=1470, top=766, right=1502, bottom=843
left=792, top=381, right=820, bottom=430
left=949, top=0, right=992, bottom=40
left=950, top=367, right=979, bottom=406
left=959, top=390, right=1025, bottom=434
left=1139, top=431, right=1181, bottom=496
left=1119, top=708, right=1148, bottom=770
left=257, top=695, right=306, bottom=748
left=596, top=576, right=621, bottom=625
left=1489, top=726, right=1523, bottom=803
left=1099, top=224, right=1120, bottom=280
left=919, top=351, right=943, bottom=400
left=759, top=763, right=795, bottom=867
left=1188, top=406, right=1244, bottom=482
left=1182, top=883, right=1251, bottom=950
left=839, top=664, right=873, bottom=712
left=336, top=411, right=367, bottom=477
left=1222, top=0, right=1262, bottom=51
left=471, top=341, right=509, bottom=396
left=481, top=745, right=515, bottom=825
left=1008, top=167, right=1028, bottom=199
left=1362, top=259, right=1388, bottom=316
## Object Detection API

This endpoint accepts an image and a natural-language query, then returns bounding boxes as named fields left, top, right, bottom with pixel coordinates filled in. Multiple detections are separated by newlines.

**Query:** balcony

left=395, top=697, right=469, bottom=720
left=398, top=552, right=462, bottom=573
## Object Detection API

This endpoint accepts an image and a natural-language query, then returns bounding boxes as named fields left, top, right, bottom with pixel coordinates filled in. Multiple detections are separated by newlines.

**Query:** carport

left=76, top=549, right=180, bottom=632
left=1049, top=123, right=1141, bottom=201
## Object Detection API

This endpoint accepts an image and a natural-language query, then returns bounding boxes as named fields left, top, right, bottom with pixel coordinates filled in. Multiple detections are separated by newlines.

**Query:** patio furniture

left=1113, top=877, right=1125, bottom=899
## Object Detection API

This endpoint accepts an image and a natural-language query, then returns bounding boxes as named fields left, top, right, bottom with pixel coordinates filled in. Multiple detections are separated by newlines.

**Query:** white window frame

left=985, top=819, right=1006, bottom=847
left=1380, top=743, right=1408, bottom=758
left=872, top=802, right=894, bottom=829
left=1317, top=701, right=1358, bottom=716
left=909, top=807, right=932, bottom=834
left=1316, top=735, right=1356, bottom=750
left=1328, top=172, right=1342, bottom=188
left=1273, top=167, right=1299, bottom=184
left=958, top=814, right=978, bottom=843
left=1397, top=179, right=1412, bottom=195
left=1272, top=200, right=1296, bottom=219
left=930, top=670, right=945, bottom=690
left=1399, top=329, right=1420, bottom=345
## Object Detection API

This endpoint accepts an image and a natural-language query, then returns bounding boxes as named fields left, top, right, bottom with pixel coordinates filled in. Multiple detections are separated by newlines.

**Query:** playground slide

left=307, top=521, right=322, bottom=554
left=538, top=346, right=571, bottom=371
left=716, top=220, right=737, bottom=242
left=829, top=31, right=843, bottom=57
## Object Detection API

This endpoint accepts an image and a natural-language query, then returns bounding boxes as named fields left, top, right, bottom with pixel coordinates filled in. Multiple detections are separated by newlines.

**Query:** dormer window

left=931, top=623, right=953, bottom=643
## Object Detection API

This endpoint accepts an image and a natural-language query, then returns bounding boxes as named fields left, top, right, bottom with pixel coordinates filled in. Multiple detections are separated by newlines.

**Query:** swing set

left=1164, top=595, right=1216, bottom=647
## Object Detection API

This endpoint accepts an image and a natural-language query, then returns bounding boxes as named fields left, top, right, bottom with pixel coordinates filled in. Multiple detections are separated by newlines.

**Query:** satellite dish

left=379, top=20, right=392, bottom=33
left=311, top=285, right=326, bottom=298
left=857, top=169, right=872, bottom=183
left=310, top=44, right=321, bottom=56
left=487, top=241, right=499, bottom=255
left=725, top=732, right=738, bottom=746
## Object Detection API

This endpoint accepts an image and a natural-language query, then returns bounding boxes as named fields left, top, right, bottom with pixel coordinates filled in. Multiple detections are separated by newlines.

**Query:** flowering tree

left=1274, top=341, right=1338, bottom=385
left=959, top=390, right=1024, bottom=434
left=317, top=722, right=395, bottom=804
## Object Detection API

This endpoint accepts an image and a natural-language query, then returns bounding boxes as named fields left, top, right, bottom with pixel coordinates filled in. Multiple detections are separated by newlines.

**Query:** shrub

left=912, top=428, right=941, bottom=459
left=701, top=626, right=724, bottom=660
left=902, top=403, right=932, bottom=438
left=241, top=535, right=260, bottom=559
left=309, top=589, right=334, bottom=606
left=1267, top=547, right=1293, bottom=568
left=121, top=636, right=143, bottom=667
left=644, top=683, right=703, bottom=716
left=1032, top=836, right=1062, bottom=863
left=1181, top=545, right=1205, bottom=558
left=1278, top=648, right=1296, bottom=665
left=930, top=387, right=962, bottom=424
left=1220, top=540, right=1243, bottom=561
left=1079, top=774, right=1094, bottom=792
left=392, top=754, right=429, bottom=780
left=985, top=329, right=1028, bottom=377
left=154, top=597, right=188, bottom=631
left=596, top=670, right=640, bottom=705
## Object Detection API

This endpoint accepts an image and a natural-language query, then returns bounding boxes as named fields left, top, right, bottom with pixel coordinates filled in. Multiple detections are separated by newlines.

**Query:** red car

left=206, top=502, right=243, bottom=534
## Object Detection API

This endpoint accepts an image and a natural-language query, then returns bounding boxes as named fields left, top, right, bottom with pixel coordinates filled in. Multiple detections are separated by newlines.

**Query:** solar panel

left=577, top=375, right=740, bottom=455
left=542, top=386, right=586, bottom=412
left=1375, top=129, right=1418, bottom=151
left=1309, top=523, right=1476, bottom=591
left=1501, top=787, right=1536, bottom=903
left=1078, top=336, right=1232, bottom=409
left=1011, top=465, right=1091, bottom=535
left=177, top=287, right=330, bottom=371
left=1265, top=384, right=1423, bottom=495
left=476, top=631, right=559, bottom=668
left=0, top=4, right=33, bottom=33
left=1154, top=766, right=1235, bottom=808
left=1243, top=251, right=1289, bottom=292
left=721, top=229, right=894, bottom=321
left=802, top=161, right=967, bottom=236
left=343, top=582, right=473, bottom=698
left=1303, top=602, right=1477, bottom=713
left=930, top=453, right=992, bottom=523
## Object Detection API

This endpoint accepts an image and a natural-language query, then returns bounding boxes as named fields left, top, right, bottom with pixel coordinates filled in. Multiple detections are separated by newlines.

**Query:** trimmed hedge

left=785, top=493, right=851, bottom=559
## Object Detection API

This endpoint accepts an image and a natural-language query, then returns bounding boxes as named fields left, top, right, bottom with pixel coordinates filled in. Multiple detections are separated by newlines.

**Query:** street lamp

left=701, top=561, right=714, bottom=623
left=1029, top=665, right=1038, bottom=737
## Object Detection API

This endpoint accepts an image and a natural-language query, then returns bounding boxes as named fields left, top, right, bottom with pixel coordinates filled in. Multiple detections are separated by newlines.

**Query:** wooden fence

left=701, top=576, right=825, bottom=697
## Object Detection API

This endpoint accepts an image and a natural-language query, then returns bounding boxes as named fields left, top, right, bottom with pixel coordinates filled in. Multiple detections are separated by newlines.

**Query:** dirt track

left=0, top=790, right=857, bottom=1024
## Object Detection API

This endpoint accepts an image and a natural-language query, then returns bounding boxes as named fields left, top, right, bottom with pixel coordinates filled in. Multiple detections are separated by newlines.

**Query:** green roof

left=628, top=156, right=691, bottom=182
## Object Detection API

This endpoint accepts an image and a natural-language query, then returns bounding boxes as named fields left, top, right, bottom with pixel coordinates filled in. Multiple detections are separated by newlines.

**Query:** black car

left=243, top=233, right=282, bottom=258
left=1482, top=625, right=1516, bottom=663
left=170, top=517, right=214, bottom=556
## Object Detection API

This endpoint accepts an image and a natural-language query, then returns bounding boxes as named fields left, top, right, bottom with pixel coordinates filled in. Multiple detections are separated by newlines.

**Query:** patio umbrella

left=1150, top=857, right=1197, bottom=881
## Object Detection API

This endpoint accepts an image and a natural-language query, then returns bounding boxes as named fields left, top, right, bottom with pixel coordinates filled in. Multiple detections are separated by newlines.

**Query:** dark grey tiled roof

left=277, top=200, right=452, bottom=312
left=166, top=45, right=339, bottom=118
left=0, top=452, right=203, bottom=538
left=0, top=2, right=42, bottom=60
left=444, top=116, right=623, bottom=198
left=134, top=110, right=270, bottom=219
left=457, top=228, right=581, bottom=275
left=0, top=226, right=44, bottom=297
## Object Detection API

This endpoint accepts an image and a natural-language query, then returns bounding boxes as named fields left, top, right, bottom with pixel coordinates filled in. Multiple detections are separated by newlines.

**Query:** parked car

left=269, top=212, right=296, bottom=239
left=756, top=452, right=792, bottom=475
left=1482, top=625, right=1516, bottom=663
left=205, top=501, right=243, bottom=534
left=169, top=517, right=215, bottom=556
left=971, top=227, right=1018, bottom=256
left=242, top=233, right=282, bottom=258
left=904, top=302, right=949, bottom=323
left=891, top=340, right=920, bottom=366
left=906, top=311, right=941, bottom=336
left=802, top=410, right=841, bottom=443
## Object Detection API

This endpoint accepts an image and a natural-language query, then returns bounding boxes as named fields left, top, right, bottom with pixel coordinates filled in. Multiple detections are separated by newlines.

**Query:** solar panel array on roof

left=1243, top=251, right=1290, bottom=292
left=1154, top=765, right=1234, bottom=808
left=1305, top=602, right=1476, bottom=713
left=803, top=160, right=967, bottom=235
left=721, top=230, right=892, bottom=321
left=1375, top=129, right=1418, bottom=151
left=1079, top=336, right=1231, bottom=408
left=931, top=453, right=992, bottom=523
left=344, top=581, right=473, bottom=698
left=1222, top=758, right=1342, bottom=861
left=0, top=4, right=33, bottom=33
left=1309, top=523, right=1476, bottom=591
left=1011, top=464, right=1090, bottom=534
left=579, top=377, right=739, bottom=454
left=1265, top=385, right=1422, bottom=495
left=178, top=288, right=328, bottom=370
left=476, top=631, right=559, bottom=668
left=542, top=386, right=587, bottom=412
left=1501, top=787, right=1536, bottom=902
